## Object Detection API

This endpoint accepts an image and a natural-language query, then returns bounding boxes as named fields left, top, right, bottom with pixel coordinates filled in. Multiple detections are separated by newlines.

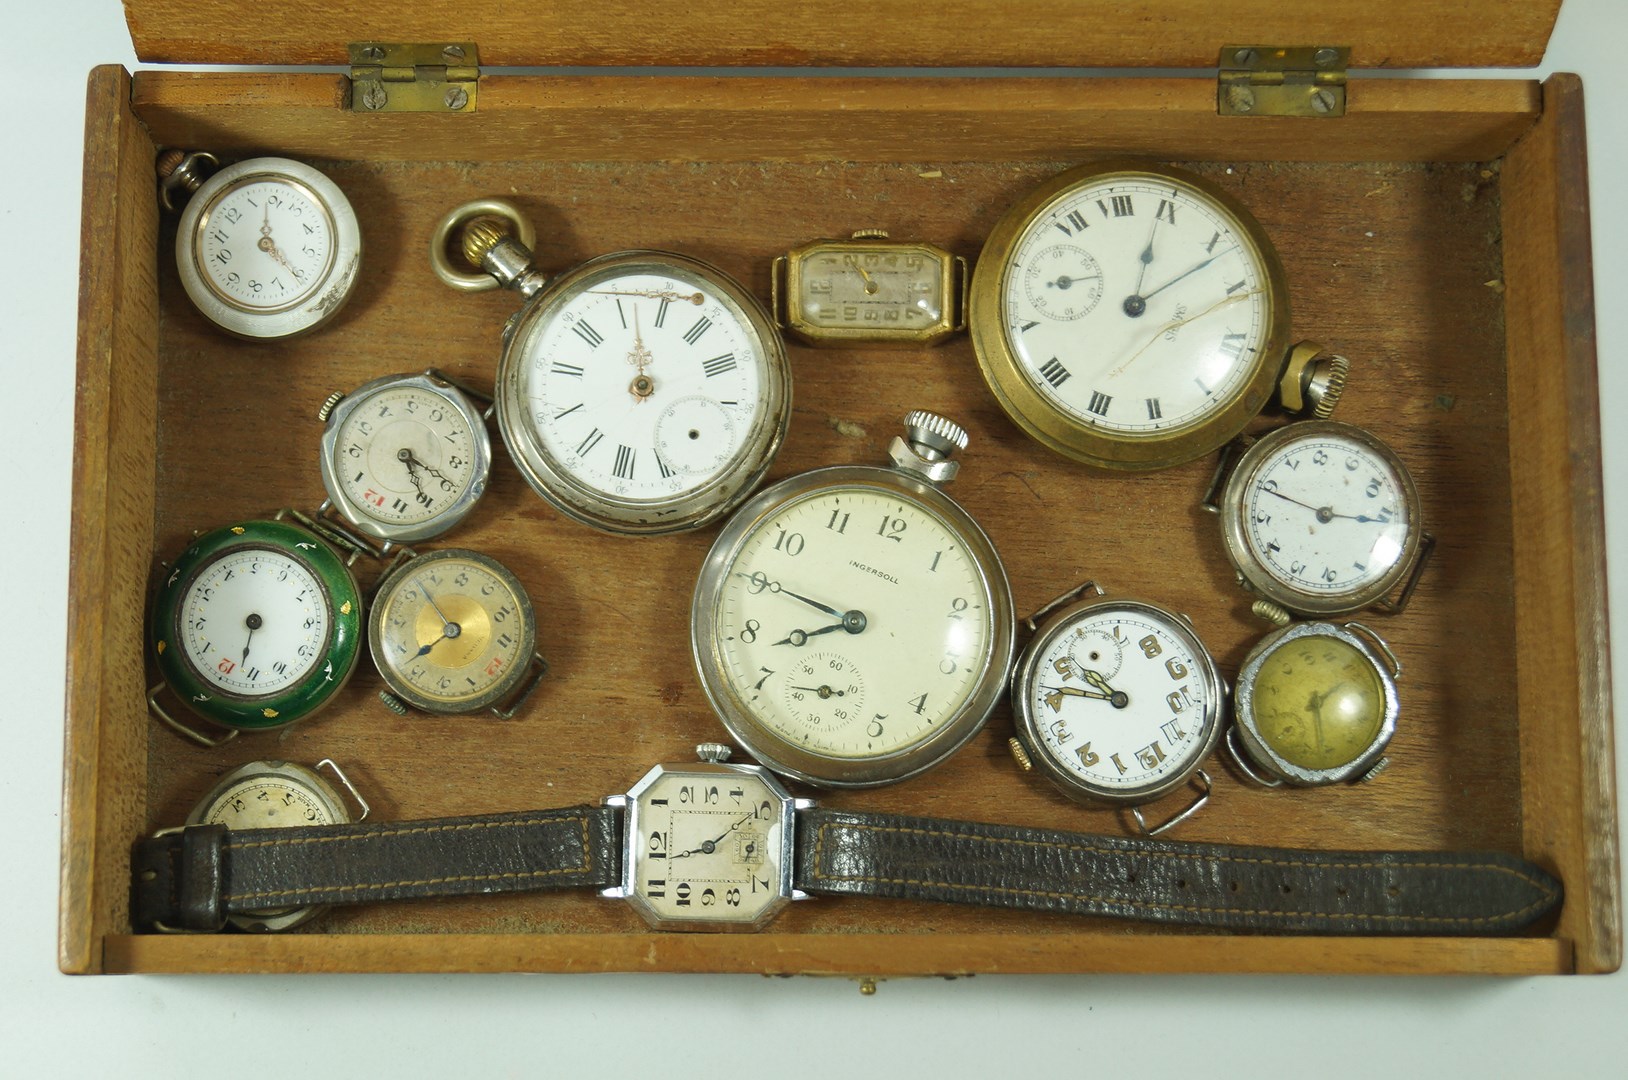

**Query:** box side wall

left=61, top=65, right=160, bottom=974
left=1503, top=73, right=1620, bottom=974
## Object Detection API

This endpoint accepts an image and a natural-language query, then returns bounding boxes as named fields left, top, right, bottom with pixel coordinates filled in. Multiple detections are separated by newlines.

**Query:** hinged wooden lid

left=124, top=0, right=1561, bottom=69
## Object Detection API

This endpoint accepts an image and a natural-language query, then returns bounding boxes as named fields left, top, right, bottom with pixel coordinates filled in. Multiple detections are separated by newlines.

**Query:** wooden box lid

left=124, top=0, right=1562, bottom=69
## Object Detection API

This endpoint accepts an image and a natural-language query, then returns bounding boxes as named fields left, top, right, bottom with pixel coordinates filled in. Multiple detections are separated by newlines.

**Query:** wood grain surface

left=121, top=0, right=1561, bottom=69
left=63, top=68, right=1613, bottom=975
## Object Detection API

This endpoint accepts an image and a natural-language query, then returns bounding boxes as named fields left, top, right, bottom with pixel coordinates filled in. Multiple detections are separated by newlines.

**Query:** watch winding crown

left=459, top=216, right=514, bottom=269
left=892, top=411, right=968, bottom=485
left=696, top=743, right=733, bottom=764
left=1307, top=353, right=1350, bottom=419
left=317, top=391, right=346, bottom=423
left=851, top=228, right=891, bottom=240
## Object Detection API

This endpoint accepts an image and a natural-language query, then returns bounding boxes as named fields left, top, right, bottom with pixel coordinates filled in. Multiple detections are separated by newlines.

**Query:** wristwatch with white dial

left=134, top=744, right=1561, bottom=937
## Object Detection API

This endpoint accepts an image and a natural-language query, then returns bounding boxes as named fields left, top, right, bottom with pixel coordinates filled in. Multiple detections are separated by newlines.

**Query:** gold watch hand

left=589, top=289, right=705, bottom=304
left=1105, top=289, right=1262, bottom=380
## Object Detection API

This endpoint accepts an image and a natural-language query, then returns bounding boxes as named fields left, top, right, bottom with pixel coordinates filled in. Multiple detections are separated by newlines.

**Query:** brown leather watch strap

left=794, top=809, right=1562, bottom=935
left=132, top=805, right=621, bottom=931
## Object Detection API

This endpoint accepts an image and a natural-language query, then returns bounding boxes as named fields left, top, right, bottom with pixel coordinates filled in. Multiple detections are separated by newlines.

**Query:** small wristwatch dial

left=795, top=244, right=946, bottom=329
left=625, top=765, right=793, bottom=929
left=195, top=176, right=336, bottom=312
left=333, top=383, right=481, bottom=530
left=178, top=547, right=330, bottom=697
left=1240, top=428, right=1413, bottom=598
left=1246, top=634, right=1387, bottom=771
left=1024, top=603, right=1217, bottom=798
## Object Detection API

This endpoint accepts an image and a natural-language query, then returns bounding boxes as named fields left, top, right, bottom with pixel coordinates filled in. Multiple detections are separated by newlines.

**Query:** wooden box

left=62, top=0, right=1619, bottom=975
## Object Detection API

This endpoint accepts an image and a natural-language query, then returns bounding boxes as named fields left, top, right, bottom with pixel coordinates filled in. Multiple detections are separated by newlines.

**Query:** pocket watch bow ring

left=430, top=198, right=792, bottom=535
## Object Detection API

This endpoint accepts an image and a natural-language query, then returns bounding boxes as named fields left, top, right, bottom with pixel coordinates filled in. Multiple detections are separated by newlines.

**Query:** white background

left=4, top=0, right=1625, bottom=1073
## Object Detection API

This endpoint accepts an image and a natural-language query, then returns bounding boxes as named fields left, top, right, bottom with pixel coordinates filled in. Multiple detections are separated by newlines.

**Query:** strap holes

left=1280, top=884, right=1293, bottom=895
left=1387, top=886, right=1400, bottom=898
left=1335, top=885, right=1349, bottom=897
left=1175, top=879, right=1187, bottom=890
left=1126, top=872, right=1138, bottom=884
left=1228, top=881, right=1240, bottom=893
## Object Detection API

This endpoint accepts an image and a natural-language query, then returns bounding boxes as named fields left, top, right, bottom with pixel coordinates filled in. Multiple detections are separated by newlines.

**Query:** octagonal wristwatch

left=133, top=744, right=1561, bottom=936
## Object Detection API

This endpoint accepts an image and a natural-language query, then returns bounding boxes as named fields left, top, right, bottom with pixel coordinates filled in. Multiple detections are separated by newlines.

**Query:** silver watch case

left=182, top=759, right=361, bottom=932
left=494, top=250, right=792, bottom=536
left=603, top=760, right=805, bottom=932
left=1231, top=620, right=1401, bottom=786
left=319, top=370, right=493, bottom=545
left=175, top=157, right=362, bottom=340
left=691, top=463, right=1016, bottom=788
left=1218, top=420, right=1425, bottom=617
left=1010, top=594, right=1224, bottom=807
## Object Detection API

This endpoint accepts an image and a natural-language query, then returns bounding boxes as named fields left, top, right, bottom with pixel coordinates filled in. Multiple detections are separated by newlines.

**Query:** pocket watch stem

left=890, top=411, right=968, bottom=485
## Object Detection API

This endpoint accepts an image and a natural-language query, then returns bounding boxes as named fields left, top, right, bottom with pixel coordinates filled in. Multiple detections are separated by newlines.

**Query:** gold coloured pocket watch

left=968, top=160, right=1348, bottom=471
left=1007, top=582, right=1224, bottom=834
left=368, top=548, right=548, bottom=719
left=771, top=231, right=965, bottom=346
left=1225, top=617, right=1401, bottom=788
left=691, top=412, right=1015, bottom=788
left=161, top=151, right=362, bottom=340
left=165, top=759, right=369, bottom=932
left=430, top=198, right=792, bottom=536
left=1203, top=419, right=1433, bottom=617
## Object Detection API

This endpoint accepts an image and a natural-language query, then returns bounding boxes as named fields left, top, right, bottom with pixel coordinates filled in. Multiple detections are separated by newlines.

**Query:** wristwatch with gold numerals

left=133, top=744, right=1560, bottom=936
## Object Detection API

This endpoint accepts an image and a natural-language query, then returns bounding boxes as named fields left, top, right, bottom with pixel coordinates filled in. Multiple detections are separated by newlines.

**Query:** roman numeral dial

left=498, top=252, right=791, bottom=533
left=974, top=163, right=1289, bottom=469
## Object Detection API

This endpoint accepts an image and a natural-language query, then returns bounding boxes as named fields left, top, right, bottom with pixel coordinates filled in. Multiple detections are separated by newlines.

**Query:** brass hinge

left=1218, top=46, right=1348, bottom=118
left=349, top=43, right=480, bottom=114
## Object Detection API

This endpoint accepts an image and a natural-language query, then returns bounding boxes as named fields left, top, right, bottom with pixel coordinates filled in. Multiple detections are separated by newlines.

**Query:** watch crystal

left=1245, top=635, right=1386, bottom=771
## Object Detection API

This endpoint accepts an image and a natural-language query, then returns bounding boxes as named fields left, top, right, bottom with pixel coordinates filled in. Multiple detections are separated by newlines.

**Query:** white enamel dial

left=519, top=270, right=765, bottom=501
left=175, top=158, right=361, bottom=339
left=1241, top=430, right=1412, bottom=596
left=178, top=548, right=330, bottom=697
left=328, top=381, right=483, bottom=534
left=1003, top=175, right=1271, bottom=434
left=713, top=487, right=992, bottom=761
left=1013, top=596, right=1223, bottom=806
left=195, top=177, right=334, bottom=311
left=624, top=764, right=793, bottom=929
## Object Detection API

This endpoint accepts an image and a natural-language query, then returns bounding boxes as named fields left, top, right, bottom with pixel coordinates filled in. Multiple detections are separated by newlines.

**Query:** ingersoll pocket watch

left=968, top=160, right=1349, bottom=471
left=691, top=411, right=1016, bottom=787
left=1203, top=419, right=1433, bottom=617
left=1225, top=616, right=1401, bottom=788
left=317, top=369, right=494, bottom=544
left=135, top=743, right=1563, bottom=936
left=429, top=198, right=792, bottom=535
left=771, top=231, right=966, bottom=346
left=1007, top=582, right=1224, bottom=834
left=368, top=548, right=549, bottom=719
left=162, top=759, right=370, bottom=932
left=160, top=151, right=362, bottom=340
left=148, top=516, right=365, bottom=746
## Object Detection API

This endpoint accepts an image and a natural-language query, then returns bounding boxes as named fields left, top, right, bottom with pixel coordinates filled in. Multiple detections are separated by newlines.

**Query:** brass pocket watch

left=691, top=411, right=1016, bottom=788
left=148, top=516, right=365, bottom=746
left=160, top=151, right=362, bottom=340
left=1204, top=419, right=1432, bottom=617
left=166, top=759, right=369, bottom=932
left=368, top=548, right=548, bottom=719
left=1007, top=582, right=1224, bottom=834
left=1226, top=617, right=1401, bottom=788
left=968, top=160, right=1347, bottom=471
left=772, top=231, right=965, bottom=346
left=430, top=198, right=792, bottom=535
